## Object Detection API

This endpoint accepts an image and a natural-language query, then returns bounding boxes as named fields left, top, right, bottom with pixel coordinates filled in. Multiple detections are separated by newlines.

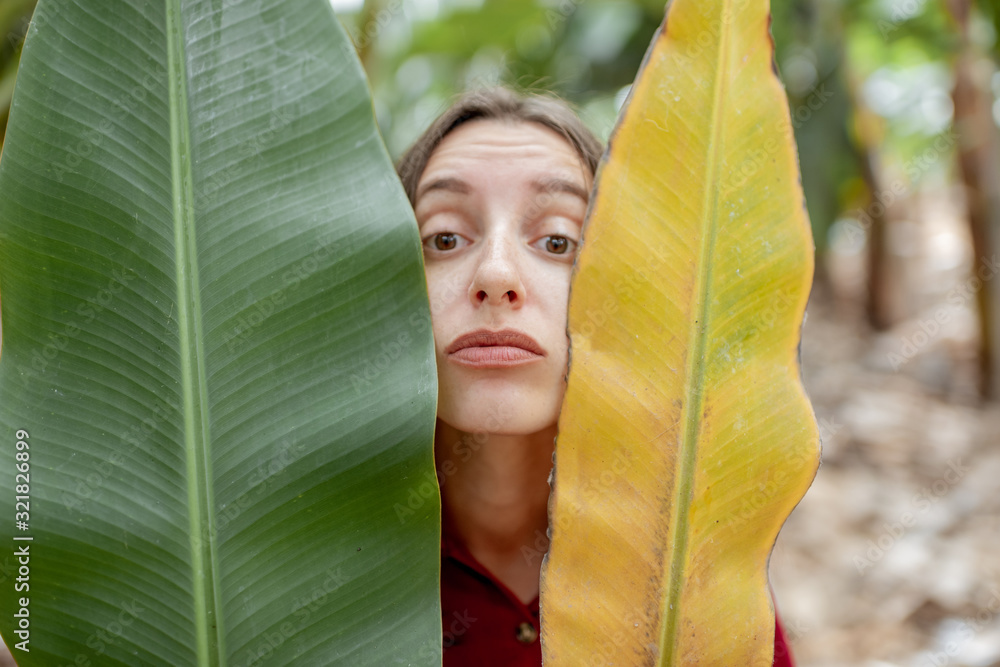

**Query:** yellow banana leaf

left=541, top=0, right=820, bottom=664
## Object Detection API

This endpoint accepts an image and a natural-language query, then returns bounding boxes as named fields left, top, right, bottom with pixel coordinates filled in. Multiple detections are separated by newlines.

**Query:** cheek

left=534, top=264, right=573, bottom=319
left=534, top=269, right=572, bottom=362
left=426, top=266, right=456, bottom=312
left=425, top=266, right=466, bottom=348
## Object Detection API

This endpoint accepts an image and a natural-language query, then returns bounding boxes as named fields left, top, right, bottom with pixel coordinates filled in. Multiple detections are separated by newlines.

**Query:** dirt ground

left=770, top=269, right=1000, bottom=667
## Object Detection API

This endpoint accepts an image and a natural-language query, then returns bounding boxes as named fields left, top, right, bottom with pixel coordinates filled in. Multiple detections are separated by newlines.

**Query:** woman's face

left=414, top=119, right=593, bottom=436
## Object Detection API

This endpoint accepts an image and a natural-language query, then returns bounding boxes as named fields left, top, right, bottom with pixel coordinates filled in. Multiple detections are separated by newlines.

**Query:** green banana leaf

left=0, top=1, right=441, bottom=665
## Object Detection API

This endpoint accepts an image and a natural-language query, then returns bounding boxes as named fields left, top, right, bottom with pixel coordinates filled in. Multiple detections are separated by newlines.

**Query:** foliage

left=0, top=0, right=35, bottom=147
left=541, top=0, right=819, bottom=663
left=0, top=0, right=439, bottom=664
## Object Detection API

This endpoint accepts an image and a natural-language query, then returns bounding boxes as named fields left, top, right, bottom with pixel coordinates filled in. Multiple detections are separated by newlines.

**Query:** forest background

left=2, top=0, right=1000, bottom=664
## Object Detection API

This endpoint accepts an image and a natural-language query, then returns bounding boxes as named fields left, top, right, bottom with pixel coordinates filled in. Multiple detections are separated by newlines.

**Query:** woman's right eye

left=423, top=232, right=467, bottom=252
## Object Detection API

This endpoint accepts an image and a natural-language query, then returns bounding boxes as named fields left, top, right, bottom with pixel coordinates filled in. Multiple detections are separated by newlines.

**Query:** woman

left=395, top=86, right=793, bottom=667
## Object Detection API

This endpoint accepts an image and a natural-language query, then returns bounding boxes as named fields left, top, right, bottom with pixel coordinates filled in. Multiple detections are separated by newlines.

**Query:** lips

left=445, top=328, right=546, bottom=368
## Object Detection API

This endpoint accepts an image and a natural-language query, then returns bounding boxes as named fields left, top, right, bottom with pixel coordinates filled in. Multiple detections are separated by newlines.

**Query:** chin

left=437, top=380, right=563, bottom=436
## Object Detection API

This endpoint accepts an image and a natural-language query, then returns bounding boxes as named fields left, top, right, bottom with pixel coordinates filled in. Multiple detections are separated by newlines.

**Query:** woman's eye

left=435, top=233, right=458, bottom=250
left=424, top=232, right=465, bottom=252
left=536, top=235, right=577, bottom=255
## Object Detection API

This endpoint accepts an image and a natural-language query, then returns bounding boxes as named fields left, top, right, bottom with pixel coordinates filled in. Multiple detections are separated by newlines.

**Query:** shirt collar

left=441, top=504, right=541, bottom=611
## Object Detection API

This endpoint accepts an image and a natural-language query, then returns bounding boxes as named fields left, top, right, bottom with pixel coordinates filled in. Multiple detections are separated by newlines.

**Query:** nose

left=469, top=235, right=525, bottom=308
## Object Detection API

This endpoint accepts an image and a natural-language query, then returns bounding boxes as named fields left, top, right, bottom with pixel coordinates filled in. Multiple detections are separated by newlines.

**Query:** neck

left=436, top=419, right=555, bottom=602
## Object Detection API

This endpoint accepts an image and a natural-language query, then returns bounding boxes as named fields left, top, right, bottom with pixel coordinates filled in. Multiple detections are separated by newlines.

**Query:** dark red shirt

left=441, top=510, right=795, bottom=666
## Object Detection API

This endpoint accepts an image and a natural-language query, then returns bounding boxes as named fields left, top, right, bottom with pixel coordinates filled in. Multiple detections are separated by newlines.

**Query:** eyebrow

left=415, top=177, right=471, bottom=203
left=415, top=176, right=590, bottom=206
left=530, top=176, right=590, bottom=204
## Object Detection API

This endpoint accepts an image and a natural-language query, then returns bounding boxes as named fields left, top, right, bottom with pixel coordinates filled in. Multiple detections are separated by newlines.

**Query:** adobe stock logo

left=853, top=458, right=968, bottom=575
left=887, top=254, right=1000, bottom=371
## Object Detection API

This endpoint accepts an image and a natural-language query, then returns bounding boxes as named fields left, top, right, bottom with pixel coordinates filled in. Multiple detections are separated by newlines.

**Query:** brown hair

left=395, top=85, right=605, bottom=206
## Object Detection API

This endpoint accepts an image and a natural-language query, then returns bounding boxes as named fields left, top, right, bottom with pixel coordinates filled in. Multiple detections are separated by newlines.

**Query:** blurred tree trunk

left=0, top=50, right=18, bottom=146
left=844, top=65, right=899, bottom=331
left=354, top=0, right=380, bottom=73
left=948, top=0, right=1000, bottom=400
left=857, top=119, right=894, bottom=331
left=0, top=0, right=36, bottom=149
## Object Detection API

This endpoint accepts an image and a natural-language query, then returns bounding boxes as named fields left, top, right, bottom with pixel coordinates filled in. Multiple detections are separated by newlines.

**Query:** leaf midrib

left=658, top=2, right=732, bottom=664
left=166, top=2, right=224, bottom=665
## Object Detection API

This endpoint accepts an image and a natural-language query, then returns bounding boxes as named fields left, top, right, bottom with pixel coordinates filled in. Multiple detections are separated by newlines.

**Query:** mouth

left=445, top=328, right=546, bottom=369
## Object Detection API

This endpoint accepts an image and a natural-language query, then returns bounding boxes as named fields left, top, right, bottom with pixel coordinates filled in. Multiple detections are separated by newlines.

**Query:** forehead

left=418, top=119, right=589, bottom=185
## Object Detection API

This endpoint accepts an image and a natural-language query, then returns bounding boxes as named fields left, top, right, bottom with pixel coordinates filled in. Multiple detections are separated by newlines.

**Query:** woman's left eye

left=534, top=235, right=577, bottom=255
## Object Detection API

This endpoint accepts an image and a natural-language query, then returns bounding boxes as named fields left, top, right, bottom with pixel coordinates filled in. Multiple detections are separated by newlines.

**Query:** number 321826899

left=15, top=430, right=30, bottom=528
